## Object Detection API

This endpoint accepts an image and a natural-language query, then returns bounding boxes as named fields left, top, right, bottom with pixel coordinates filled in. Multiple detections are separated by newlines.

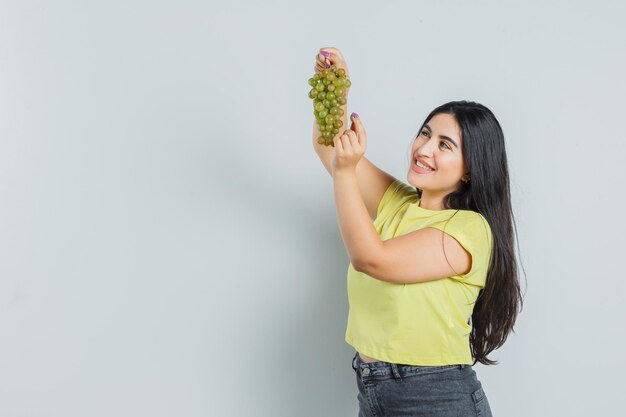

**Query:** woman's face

left=408, top=112, right=468, bottom=195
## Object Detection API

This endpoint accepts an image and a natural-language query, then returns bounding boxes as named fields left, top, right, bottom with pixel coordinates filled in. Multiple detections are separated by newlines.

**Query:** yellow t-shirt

left=344, top=179, right=493, bottom=366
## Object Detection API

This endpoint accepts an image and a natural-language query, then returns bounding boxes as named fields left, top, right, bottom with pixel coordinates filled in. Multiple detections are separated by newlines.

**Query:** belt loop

left=390, top=362, right=402, bottom=381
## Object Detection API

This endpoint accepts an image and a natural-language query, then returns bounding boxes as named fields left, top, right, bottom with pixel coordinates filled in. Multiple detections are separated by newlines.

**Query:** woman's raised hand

left=314, top=47, right=350, bottom=78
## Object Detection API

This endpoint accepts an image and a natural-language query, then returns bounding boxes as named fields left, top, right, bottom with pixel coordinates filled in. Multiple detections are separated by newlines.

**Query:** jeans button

left=363, top=367, right=370, bottom=375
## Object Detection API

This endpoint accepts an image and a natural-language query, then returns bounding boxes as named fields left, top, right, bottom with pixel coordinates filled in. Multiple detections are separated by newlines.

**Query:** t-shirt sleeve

left=374, top=179, right=418, bottom=225
left=426, top=211, right=493, bottom=286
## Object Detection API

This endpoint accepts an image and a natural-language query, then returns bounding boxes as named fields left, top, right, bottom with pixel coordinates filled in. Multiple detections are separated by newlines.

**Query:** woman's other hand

left=332, top=113, right=367, bottom=176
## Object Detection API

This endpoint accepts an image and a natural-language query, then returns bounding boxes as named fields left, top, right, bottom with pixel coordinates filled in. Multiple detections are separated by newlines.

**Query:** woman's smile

left=413, top=157, right=435, bottom=173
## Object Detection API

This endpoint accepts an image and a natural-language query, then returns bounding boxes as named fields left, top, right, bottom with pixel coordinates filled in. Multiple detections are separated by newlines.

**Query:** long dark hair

left=408, top=100, right=525, bottom=366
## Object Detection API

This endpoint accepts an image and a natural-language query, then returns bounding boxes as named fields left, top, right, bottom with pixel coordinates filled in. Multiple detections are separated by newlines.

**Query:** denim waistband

left=351, top=351, right=471, bottom=381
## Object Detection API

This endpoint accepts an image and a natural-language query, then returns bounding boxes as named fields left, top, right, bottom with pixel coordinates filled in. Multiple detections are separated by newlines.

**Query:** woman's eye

left=420, top=131, right=450, bottom=150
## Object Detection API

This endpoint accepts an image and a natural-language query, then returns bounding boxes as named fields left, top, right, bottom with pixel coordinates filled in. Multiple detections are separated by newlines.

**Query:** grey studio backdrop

left=0, top=0, right=624, bottom=416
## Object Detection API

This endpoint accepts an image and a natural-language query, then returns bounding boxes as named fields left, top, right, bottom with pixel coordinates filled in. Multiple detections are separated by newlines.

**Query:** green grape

left=308, top=65, right=351, bottom=146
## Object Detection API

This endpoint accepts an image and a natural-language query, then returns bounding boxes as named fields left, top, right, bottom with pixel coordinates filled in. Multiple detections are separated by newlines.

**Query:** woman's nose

left=417, top=138, right=437, bottom=155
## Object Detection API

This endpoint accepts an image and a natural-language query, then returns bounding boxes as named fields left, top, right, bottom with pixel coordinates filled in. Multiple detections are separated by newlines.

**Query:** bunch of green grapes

left=307, top=65, right=351, bottom=146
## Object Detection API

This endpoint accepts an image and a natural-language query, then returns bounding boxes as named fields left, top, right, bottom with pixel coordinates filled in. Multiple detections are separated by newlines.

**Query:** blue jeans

left=351, top=351, right=493, bottom=417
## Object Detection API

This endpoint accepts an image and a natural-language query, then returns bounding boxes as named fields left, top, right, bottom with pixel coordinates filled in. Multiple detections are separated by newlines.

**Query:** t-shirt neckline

left=410, top=197, right=457, bottom=213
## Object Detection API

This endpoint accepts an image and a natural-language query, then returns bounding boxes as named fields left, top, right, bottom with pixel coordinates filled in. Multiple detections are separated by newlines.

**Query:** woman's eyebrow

left=424, top=124, right=459, bottom=148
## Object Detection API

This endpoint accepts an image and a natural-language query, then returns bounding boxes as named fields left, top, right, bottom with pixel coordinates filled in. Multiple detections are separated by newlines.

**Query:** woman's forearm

left=333, top=169, right=383, bottom=269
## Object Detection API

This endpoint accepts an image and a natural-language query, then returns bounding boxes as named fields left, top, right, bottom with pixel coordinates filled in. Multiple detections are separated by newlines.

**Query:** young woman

left=312, top=47, right=523, bottom=417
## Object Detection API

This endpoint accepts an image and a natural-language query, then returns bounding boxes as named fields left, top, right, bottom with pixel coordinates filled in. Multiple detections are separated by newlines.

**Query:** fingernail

left=321, top=51, right=330, bottom=57
left=326, top=62, right=331, bottom=67
left=351, top=112, right=359, bottom=119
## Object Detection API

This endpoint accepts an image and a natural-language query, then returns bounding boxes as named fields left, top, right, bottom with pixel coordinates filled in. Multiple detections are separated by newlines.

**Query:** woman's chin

left=406, top=179, right=422, bottom=191
left=407, top=172, right=424, bottom=187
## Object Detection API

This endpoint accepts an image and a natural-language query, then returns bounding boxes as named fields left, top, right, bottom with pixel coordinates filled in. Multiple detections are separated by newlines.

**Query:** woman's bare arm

left=311, top=47, right=397, bottom=220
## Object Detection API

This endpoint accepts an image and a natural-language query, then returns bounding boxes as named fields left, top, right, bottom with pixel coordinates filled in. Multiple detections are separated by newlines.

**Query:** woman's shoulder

left=389, top=178, right=418, bottom=197
left=434, top=208, right=492, bottom=240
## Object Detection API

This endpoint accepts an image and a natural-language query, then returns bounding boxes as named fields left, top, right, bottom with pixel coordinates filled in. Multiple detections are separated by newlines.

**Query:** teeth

left=415, top=159, right=433, bottom=171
